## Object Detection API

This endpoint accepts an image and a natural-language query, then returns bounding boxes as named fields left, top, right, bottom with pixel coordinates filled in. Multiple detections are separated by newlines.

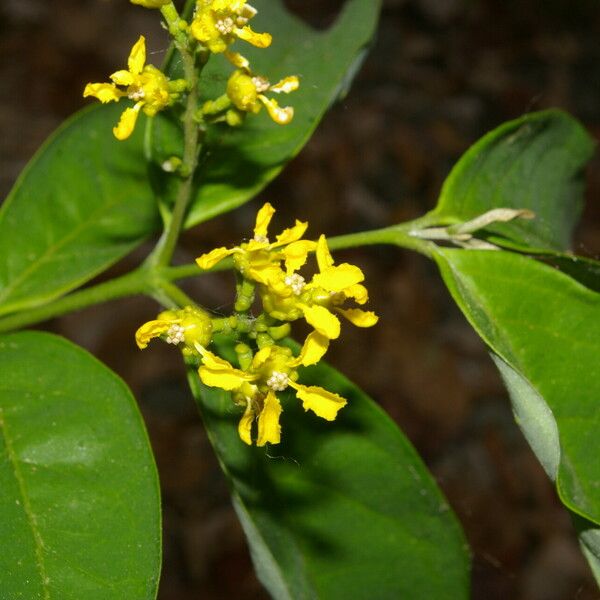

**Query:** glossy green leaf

left=575, top=515, right=600, bottom=586
left=425, top=110, right=594, bottom=251
left=150, top=0, right=382, bottom=227
left=0, top=331, right=161, bottom=599
left=434, top=248, right=600, bottom=527
left=0, top=104, right=159, bottom=317
left=187, top=345, right=470, bottom=600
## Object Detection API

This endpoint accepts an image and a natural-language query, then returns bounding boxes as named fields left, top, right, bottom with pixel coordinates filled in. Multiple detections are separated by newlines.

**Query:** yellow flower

left=196, top=202, right=316, bottom=285
left=130, top=0, right=171, bottom=7
left=260, top=235, right=379, bottom=347
left=196, top=341, right=347, bottom=446
left=191, top=0, right=272, bottom=54
left=223, top=52, right=299, bottom=125
left=136, top=306, right=213, bottom=353
left=83, top=36, right=185, bottom=140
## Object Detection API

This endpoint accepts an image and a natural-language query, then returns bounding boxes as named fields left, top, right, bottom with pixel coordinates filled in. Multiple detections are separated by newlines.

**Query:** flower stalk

left=146, top=38, right=205, bottom=268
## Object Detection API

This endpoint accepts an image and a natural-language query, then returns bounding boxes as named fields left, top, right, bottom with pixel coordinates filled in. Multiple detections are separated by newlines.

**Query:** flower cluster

left=83, top=36, right=187, bottom=140
left=83, top=0, right=299, bottom=140
left=137, top=204, right=378, bottom=447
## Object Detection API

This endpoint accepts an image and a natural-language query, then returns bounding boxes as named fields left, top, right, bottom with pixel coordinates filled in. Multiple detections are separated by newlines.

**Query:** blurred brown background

left=2, top=0, right=600, bottom=598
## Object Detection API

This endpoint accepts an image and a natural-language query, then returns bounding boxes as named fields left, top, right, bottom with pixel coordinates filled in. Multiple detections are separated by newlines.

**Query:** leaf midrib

left=0, top=406, right=50, bottom=599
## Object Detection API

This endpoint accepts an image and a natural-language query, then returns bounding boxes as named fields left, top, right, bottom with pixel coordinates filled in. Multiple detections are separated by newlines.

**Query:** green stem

left=0, top=220, right=435, bottom=334
left=0, top=269, right=152, bottom=334
left=328, top=220, right=435, bottom=258
left=0, top=260, right=228, bottom=334
left=147, top=30, right=203, bottom=268
left=160, top=3, right=189, bottom=49
left=159, top=281, right=198, bottom=308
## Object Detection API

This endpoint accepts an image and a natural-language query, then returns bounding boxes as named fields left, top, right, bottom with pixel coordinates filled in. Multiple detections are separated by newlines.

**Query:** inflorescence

left=85, top=1, right=378, bottom=447
left=83, top=0, right=299, bottom=140
left=136, top=204, right=379, bottom=446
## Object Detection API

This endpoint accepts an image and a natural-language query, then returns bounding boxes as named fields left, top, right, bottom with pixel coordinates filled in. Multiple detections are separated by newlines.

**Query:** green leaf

left=150, top=0, right=383, bottom=227
left=187, top=347, right=470, bottom=600
left=0, top=331, right=161, bottom=599
left=433, top=248, right=600, bottom=527
left=574, top=514, right=600, bottom=587
left=426, top=110, right=595, bottom=251
left=0, top=104, right=160, bottom=317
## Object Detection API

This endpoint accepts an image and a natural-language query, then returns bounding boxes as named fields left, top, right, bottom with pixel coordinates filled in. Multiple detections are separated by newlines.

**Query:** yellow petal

left=113, top=104, right=141, bottom=140
left=199, top=362, right=252, bottom=391
left=197, top=347, right=255, bottom=391
left=258, top=95, right=294, bottom=125
left=235, top=26, right=272, bottom=48
left=196, top=246, right=236, bottom=270
left=289, top=382, right=347, bottom=421
left=315, top=234, right=334, bottom=272
left=283, top=240, right=316, bottom=273
left=290, top=331, right=329, bottom=367
left=83, top=83, right=123, bottom=103
left=274, top=220, right=308, bottom=247
left=135, top=319, right=171, bottom=349
left=128, top=35, right=146, bottom=75
left=224, top=51, right=250, bottom=70
left=254, top=202, right=275, bottom=240
left=344, top=283, right=369, bottom=305
left=243, top=238, right=269, bottom=252
left=270, top=76, right=299, bottom=94
left=252, top=346, right=274, bottom=369
left=256, top=391, right=282, bottom=446
left=300, top=304, right=340, bottom=339
left=191, top=13, right=220, bottom=45
left=336, top=308, right=379, bottom=328
left=312, top=263, right=364, bottom=292
left=110, top=69, right=134, bottom=86
left=247, top=262, right=283, bottom=286
left=238, top=401, right=255, bottom=445
left=212, top=0, right=237, bottom=11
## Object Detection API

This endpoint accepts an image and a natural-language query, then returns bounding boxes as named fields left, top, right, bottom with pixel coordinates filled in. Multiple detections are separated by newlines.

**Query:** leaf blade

left=0, top=104, right=160, bottom=317
left=427, top=110, right=595, bottom=251
left=433, top=248, right=600, bottom=526
left=0, top=331, right=161, bottom=599
left=189, top=349, right=470, bottom=600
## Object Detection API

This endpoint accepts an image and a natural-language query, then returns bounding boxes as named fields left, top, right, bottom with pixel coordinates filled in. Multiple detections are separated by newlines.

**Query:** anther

left=266, top=371, right=289, bottom=392
left=284, top=273, right=306, bottom=295
left=166, top=324, right=185, bottom=345
left=251, top=76, right=270, bottom=93
left=128, top=88, right=145, bottom=101
left=215, top=17, right=234, bottom=34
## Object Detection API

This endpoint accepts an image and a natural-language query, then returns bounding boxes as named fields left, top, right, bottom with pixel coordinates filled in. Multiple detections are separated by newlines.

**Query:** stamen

left=284, top=273, right=306, bottom=295
left=253, top=234, right=269, bottom=244
left=128, top=88, right=145, bottom=101
left=215, top=17, right=234, bottom=35
left=166, top=324, right=185, bottom=345
left=240, top=4, right=258, bottom=19
left=252, top=76, right=270, bottom=93
left=266, top=371, right=289, bottom=391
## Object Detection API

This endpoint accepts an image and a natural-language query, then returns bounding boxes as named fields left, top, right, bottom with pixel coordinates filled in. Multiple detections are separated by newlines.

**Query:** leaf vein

left=0, top=406, right=51, bottom=599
